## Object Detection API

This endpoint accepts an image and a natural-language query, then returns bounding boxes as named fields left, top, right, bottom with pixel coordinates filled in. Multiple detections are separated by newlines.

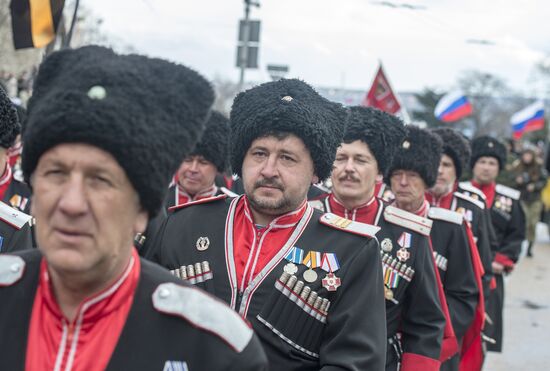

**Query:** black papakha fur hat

left=470, top=135, right=507, bottom=171
left=344, top=106, right=406, bottom=177
left=23, top=45, right=214, bottom=217
left=387, top=125, right=443, bottom=188
left=431, top=127, right=471, bottom=179
left=0, top=86, right=21, bottom=149
left=229, top=78, right=345, bottom=181
left=189, top=110, right=230, bottom=172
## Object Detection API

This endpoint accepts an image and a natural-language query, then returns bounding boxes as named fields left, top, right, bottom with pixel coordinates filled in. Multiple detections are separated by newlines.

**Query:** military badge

left=196, top=236, right=210, bottom=251
left=381, top=238, right=393, bottom=252
left=322, top=273, right=341, bottom=291
left=397, top=247, right=410, bottom=262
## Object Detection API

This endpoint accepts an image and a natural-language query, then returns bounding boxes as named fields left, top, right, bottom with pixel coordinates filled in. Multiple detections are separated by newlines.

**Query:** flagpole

left=62, top=0, right=80, bottom=49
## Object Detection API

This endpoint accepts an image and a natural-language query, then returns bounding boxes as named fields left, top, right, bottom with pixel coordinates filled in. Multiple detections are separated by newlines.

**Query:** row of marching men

left=0, top=48, right=524, bottom=370
left=137, top=88, right=525, bottom=370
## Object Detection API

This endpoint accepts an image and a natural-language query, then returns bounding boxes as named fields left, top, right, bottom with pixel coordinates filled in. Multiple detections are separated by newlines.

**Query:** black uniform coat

left=3, top=177, right=32, bottom=214
left=453, top=187, right=494, bottom=306
left=427, top=207, right=479, bottom=342
left=0, top=249, right=268, bottom=370
left=461, top=181, right=526, bottom=352
left=313, top=196, right=445, bottom=371
left=149, top=195, right=387, bottom=371
left=0, top=201, right=33, bottom=253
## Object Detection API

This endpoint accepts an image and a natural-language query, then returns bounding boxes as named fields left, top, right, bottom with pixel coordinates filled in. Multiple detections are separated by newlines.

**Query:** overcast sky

left=86, top=0, right=548, bottom=95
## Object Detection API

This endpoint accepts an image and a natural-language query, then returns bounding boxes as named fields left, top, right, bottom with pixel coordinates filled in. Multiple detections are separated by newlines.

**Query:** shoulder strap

left=495, top=184, right=521, bottom=200
left=152, top=282, right=253, bottom=353
left=453, top=192, right=485, bottom=210
left=0, top=202, right=32, bottom=230
left=428, top=207, right=464, bottom=225
left=383, top=205, right=432, bottom=236
left=319, top=213, right=380, bottom=238
left=458, top=181, right=487, bottom=200
left=0, top=255, right=25, bottom=286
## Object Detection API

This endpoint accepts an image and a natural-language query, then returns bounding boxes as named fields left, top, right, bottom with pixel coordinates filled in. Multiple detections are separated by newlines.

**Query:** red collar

left=39, top=248, right=140, bottom=324
left=394, top=198, right=430, bottom=218
left=426, top=183, right=457, bottom=209
left=328, top=193, right=379, bottom=224
left=176, top=184, right=218, bottom=205
left=471, top=180, right=496, bottom=207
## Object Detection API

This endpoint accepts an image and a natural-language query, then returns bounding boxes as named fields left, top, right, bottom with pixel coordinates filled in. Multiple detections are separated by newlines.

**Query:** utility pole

left=238, top=0, right=259, bottom=91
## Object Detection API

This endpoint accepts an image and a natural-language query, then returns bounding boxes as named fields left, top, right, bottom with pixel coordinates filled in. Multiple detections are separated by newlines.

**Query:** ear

left=134, top=210, right=149, bottom=235
left=312, top=174, right=319, bottom=184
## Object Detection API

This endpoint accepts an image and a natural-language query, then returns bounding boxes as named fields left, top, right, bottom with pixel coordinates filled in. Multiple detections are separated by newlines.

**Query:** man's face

left=521, top=151, right=534, bottom=164
left=432, top=154, right=456, bottom=196
left=242, top=134, right=318, bottom=217
left=472, top=156, right=499, bottom=184
left=31, top=143, right=148, bottom=278
left=176, top=155, right=218, bottom=195
left=390, top=170, right=427, bottom=205
left=331, top=140, right=378, bottom=203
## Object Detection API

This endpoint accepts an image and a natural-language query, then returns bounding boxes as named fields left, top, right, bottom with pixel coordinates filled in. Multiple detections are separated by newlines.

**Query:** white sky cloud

left=85, top=0, right=549, bottom=94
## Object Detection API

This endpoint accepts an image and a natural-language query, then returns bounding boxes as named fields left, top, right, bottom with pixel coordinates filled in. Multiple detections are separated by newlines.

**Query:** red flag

left=362, top=64, right=401, bottom=114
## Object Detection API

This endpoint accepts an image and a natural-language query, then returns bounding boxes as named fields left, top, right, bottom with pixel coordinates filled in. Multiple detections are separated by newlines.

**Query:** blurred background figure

left=512, top=146, right=547, bottom=257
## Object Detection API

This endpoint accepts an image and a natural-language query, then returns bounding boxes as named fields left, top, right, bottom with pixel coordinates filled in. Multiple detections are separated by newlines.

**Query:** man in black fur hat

left=150, top=78, right=387, bottom=370
left=388, top=126, right=480, bottom=371
left=0, top=46, right=267, bottom=370
left=427, top=127, right=495, bottom=369
left=461, top=136, right=525, bottom=353
left=0, top=87, right=33, bottom=253
left=165, top=110, right=234, bottom=208
left=310, top=106, right=448, bottom=371
left=0, top=87, right=32, bottom=213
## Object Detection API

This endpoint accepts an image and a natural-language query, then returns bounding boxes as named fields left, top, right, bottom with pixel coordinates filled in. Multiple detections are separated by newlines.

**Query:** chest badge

left=320, top=252, right=341, bottom=291
left=196, top=236, right=210, bottom=251
left=397, top=247, right=410, bottom=262
left=283, top=246, right=304, bottom=275
left=322, top=273, right=341, bottom=291
left=381, top=238, right=393, bottom=252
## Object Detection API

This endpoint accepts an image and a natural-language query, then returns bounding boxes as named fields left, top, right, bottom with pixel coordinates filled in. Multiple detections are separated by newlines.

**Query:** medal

left=381, top=238, right=393, bottom=252
left=284, top=262, right=298, bottom=275
left=320, top=253, right=341, bottom=290
left=397, top=247, right=410, bottom=262
left=196, top=236, right=210, bottom=251
left=322, top=273, right=341, bottom=291
left=303, top=269, right=318, bottom=283
left=302, top=250, right=321, bottom=283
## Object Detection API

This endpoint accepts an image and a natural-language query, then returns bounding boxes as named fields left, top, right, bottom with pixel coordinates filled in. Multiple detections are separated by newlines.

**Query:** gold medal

left=303, top=268, right=318, bottom=283
left=283, top=262, right=298, bottom=275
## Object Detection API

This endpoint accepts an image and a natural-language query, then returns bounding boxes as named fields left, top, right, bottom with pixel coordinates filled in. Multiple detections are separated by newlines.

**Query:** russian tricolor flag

left=434, top=90, right=473, bottom=122
left=511, top=100, right=545, bottom=139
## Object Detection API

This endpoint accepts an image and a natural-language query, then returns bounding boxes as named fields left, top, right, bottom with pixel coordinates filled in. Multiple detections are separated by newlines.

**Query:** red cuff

left=401, top=352, right=440, bottom=371
left=494, top=253, right=514, bottom=268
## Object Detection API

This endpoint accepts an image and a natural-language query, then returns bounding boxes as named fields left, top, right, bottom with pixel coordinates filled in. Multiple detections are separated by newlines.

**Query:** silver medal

left=283, top=262, right=298, bottom=275
left=381, top=238, right=393, bottom=252
left=303, top=268, right=318, bottom=283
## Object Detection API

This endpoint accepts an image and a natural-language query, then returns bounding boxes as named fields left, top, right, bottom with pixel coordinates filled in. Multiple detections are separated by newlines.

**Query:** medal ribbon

left=284, top=246, right=304, bottom=264
left=302, top=251, right=321, bottom=268
left=320, top=253, right=340, bottom=273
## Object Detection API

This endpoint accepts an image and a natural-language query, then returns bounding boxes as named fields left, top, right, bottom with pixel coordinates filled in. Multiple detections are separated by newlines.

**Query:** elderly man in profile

left=0, top=46, right=267, bottom=370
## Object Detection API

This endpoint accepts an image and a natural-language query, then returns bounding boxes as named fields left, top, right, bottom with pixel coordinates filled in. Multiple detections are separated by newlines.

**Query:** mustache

left=339, top=174, right=360, bottom=182
left=254, top=178, right=284, bottom=190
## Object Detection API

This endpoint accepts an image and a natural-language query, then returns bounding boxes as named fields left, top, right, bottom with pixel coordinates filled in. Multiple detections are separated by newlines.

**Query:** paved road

left=484, top=223, right=550, bottom=370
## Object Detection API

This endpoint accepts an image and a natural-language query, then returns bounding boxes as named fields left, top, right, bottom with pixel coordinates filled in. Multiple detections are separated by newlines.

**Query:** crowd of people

left=0, top=45, right=537, bottom=370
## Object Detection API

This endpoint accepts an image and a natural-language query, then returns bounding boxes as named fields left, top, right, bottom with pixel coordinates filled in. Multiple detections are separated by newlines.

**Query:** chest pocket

left=256, top=270, right=332, bottom=359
